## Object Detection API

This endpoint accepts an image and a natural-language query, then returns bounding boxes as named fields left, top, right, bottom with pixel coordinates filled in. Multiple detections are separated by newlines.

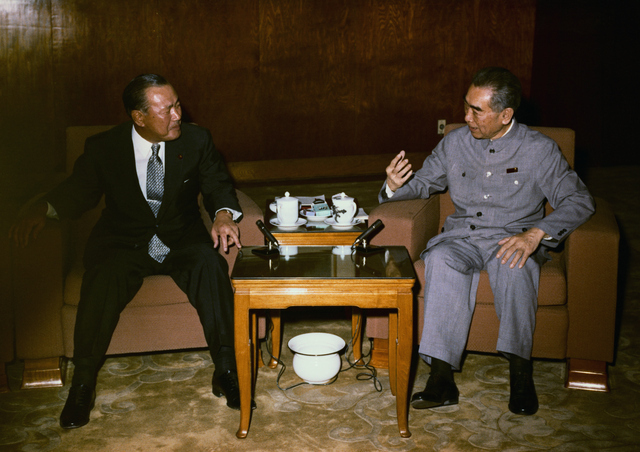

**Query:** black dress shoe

left=212, top=370, right=256, bottom=411
left=509, top=370, right=539, bottom=415
left=60, top=384, right=96, bottom=429
left=410, top=374, right=459, bottom=409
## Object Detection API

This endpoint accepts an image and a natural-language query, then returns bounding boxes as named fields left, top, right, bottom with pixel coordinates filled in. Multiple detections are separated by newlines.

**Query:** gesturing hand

left=385, top=150, right=413, bottom=192
left=496, top=227, right=546, bottom=269
left=211, top=210, right=241, bottom=253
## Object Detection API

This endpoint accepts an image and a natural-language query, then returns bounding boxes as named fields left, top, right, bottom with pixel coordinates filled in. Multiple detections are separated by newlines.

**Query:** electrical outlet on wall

left=437, top=119, right=446, bottom=135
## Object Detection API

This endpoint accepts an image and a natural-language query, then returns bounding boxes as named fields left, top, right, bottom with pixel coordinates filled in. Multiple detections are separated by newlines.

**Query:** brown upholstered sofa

left=11, top=126, right=265, bottom=389
left=366, top=124, right=620, bottom=391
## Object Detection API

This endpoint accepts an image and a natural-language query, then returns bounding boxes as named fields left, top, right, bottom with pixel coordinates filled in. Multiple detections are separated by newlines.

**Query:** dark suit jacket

left=46, top=122, right=241, bottom=267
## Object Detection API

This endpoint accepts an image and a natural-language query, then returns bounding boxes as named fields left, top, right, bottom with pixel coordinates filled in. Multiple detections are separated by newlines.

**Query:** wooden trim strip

left=228, top=152, right=428, bottom=184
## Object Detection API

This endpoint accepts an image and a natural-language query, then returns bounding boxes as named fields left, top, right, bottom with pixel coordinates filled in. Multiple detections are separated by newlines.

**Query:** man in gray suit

left=382, top=67, right=595, bottom=415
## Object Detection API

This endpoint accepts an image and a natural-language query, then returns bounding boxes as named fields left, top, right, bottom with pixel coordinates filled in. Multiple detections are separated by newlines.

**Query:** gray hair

left=471, top=67, right=521, bottom=112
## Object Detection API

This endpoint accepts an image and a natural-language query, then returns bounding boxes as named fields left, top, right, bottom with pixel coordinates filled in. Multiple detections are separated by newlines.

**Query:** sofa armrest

left=368, top=197, right=440, bottom=262
left=199, top=189, right=264, bottom=248
left=235, top=190, right=265, bottom=247
left=12, top=219, right=67, bottom=360
left=565, top=196, right=620, bottom=363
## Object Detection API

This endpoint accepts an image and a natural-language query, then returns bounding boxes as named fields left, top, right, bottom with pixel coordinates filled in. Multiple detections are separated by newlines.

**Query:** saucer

left=301, top=210, right=331, bottom=222
left=270, top=218, right=307, bottom=229
left=324, top=218, right=361, bottom=229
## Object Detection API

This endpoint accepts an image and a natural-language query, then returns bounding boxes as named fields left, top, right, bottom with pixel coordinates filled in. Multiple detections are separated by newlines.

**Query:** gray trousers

left=419, top=236, right=541, bottom=369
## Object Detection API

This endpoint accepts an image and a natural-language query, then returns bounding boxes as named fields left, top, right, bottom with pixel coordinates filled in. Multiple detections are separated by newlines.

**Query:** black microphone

left=256, top=220, right=279, bottom=246
left=352, top=219, right=384, bottom=248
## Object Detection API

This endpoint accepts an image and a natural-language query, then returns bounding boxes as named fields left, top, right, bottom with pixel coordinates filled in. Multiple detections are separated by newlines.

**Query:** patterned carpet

left=1, top=166, right=639, bottom=451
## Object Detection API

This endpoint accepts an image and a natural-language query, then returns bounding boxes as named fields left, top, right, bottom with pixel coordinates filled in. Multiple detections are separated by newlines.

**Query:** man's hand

left=8, top=201, right=49, bottom=248
left=385, top=150, right=413, bottom=192
left=211, top=210, right=241, bottom=253
left=496, top=227, right=546, bottom=269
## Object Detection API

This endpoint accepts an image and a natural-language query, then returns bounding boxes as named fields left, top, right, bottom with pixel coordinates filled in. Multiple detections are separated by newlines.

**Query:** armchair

left=12, top=126, right=265, bottom=388
left=366, top=124, right=620, bottom=391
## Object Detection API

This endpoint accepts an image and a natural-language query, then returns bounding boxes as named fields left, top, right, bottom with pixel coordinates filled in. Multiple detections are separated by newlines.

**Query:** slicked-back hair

left=471, top=67, right=521, bottom=113
left=122, top=74, right=170, bottom=118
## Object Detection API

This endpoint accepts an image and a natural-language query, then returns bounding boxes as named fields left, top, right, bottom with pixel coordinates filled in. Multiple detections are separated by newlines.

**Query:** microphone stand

left=352, top=219, right=386, bottom=255
left=252, top=220, right=280, bottom=257
left=354, top=238, right=385, bottom=256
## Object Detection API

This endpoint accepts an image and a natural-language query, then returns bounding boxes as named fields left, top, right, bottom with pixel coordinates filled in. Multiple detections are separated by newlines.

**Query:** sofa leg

left=369, top=338, right=389, bottom=369
left=0, top=363, right=9, bottom=393
left=565, top=358, right=609, bottom=392
left=21, top=357, right=66, bottom=389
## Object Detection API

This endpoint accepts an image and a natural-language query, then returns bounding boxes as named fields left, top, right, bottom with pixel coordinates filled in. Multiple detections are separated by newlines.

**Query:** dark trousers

left=71, top=242, right=234, bottom=386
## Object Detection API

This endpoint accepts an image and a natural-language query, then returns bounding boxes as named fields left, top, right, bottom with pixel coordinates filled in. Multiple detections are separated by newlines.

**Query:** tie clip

left=506, top=167, right=518, bottom=174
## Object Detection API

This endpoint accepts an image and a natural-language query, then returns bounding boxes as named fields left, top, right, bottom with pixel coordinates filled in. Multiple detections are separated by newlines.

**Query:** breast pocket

left=498, top=171, right=530, bottom=198
left=449, top=167, right=478, bottom=201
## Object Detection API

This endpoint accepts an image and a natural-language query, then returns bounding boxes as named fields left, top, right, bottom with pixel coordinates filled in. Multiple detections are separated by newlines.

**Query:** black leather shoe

left=410, top=374, right=459, bottom=409
left=60, top=384, right=96, bottom=429
left=509, top=370, right=539, bottom=415
left=212, top=370, right=256, bottom=411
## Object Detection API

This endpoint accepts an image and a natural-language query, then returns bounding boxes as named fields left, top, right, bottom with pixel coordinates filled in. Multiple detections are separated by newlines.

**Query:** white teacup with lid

left=331, top=192, right=357, bottom=225
left=270, top=192, right=299, bottom=226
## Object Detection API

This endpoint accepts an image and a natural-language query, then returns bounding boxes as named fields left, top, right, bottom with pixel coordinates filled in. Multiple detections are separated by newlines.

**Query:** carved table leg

left=268, top=310, right=281, bottom=369
left=351, top=307, right=364, bottom=366
left=235, top=292, right=252, bottom=439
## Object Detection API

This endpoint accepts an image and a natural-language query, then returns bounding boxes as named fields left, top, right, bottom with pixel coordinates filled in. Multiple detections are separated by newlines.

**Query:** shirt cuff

left=215, top=208, right=241, bottom=222
left=46, top=202, right=59, bottom=219
left=384, top=184, right=395, bottom=199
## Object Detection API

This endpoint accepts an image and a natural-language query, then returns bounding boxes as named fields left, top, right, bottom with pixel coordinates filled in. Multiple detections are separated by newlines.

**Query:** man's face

left=133, top=84, right=182, bottom=143
left=464, top=85, right=512, bottom=140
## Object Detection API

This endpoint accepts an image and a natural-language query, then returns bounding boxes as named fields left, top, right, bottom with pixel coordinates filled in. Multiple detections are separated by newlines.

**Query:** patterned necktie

left=146, top=144, right=170, bottom=262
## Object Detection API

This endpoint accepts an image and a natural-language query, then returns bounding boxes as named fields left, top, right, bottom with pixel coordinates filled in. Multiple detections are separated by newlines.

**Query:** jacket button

left=476, top=212, right=482, bottom=217
left=489, top=149, right=495, bottom=153
left=470, top=225, right=476, bottom=230
left=522, top=228, right=528, bottom=232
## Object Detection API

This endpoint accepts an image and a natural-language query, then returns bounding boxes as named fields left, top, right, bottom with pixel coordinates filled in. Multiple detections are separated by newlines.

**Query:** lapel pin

left=178, top=154, right=183, bottom=159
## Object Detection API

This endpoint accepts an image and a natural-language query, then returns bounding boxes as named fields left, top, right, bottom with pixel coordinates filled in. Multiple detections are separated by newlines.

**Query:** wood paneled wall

left=1, top=0, right=536, bottom=196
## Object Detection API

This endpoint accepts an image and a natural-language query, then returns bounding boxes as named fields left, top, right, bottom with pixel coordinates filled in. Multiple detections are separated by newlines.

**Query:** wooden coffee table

left=231, top=246, right=416, bottom=439
left=263, top=200, right=372, bottom=367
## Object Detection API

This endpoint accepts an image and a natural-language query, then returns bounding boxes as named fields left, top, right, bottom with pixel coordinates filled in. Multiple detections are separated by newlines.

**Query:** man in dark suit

left=10, top=74, right=254, bottom=428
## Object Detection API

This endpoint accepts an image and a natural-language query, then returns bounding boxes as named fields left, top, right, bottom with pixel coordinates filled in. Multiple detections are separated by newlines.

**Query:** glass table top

left=231, top=246, right=416, bottom=280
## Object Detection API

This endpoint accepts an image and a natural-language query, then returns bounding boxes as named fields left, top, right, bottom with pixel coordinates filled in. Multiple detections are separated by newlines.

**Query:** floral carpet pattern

left=1, top=167, right=639, bottom=451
